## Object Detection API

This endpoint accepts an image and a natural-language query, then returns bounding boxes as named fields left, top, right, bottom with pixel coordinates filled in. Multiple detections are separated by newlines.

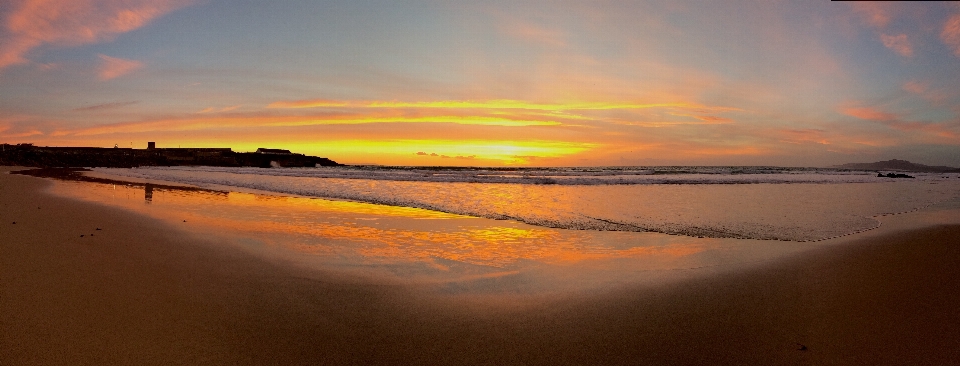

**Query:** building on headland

left=255, top=148, right=292, bottom=155
left=0, top=142, right=341, bottom=168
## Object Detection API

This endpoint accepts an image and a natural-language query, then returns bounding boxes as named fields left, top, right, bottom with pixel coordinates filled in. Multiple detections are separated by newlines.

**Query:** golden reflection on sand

left=47, top=179, right=758, bottom=291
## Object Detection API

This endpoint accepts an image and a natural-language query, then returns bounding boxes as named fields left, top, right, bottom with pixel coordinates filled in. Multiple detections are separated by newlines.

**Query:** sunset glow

left=2, top=1, right=960, bottom=166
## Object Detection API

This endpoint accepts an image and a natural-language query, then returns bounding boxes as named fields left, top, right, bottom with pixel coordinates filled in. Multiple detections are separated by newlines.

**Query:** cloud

left=840, top=104, right=960, bottom=143
left=841, top=106, right=897, bottom=121
left=902, top=80, right=947, bottom=103
left=268, top=98, right=739, bottom=113
left=851, top=2, right=891, bottom=28
left=849, top=4, right=916, bottom=58
left=499, top=21, right=566, bottom=47
left=880, top=33, right=913, bottom=57
left=198, top=105, right=242, bottom=113
left=776, top=129, right=830, bottom=145
left=414, top=152, right=475, bottom=160
left=72, top=100, right=138, bottom=112
left=942, top=14, right=960, bottom=57
left=0, top=0, right=193, bottom=70
left=267, top=99, right=349, bottom=108
left=97, top=54, right=143, bottom=80
left=902, top=80, right=928, bottom=94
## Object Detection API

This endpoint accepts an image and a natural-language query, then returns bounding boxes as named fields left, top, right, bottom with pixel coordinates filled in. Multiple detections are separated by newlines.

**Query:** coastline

left=3, top=167, right=960, bottom=364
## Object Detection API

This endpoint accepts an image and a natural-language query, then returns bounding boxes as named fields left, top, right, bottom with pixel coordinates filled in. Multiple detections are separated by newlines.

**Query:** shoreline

left=4, top=167, right=960, bottom=364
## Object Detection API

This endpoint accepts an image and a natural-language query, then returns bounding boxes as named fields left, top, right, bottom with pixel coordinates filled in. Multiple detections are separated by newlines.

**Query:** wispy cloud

left=97, top=54, right=143, bottom=80
left=0, top=0, right=193, bottom=70
left=902, top=80, right=947, bottom=103
left=841, top=106, right=897, bottom=121
left=880, top=33, right=913, bottom=57
left=840, top=104, right=960, bottom=143
left=851, top=2, right=891, bottom=28
left=49, top=112, right=569, bottom=137
left=198, top=105, right=242, bottom=113
left=499, top=21, right=566, bottom=47
left=849, top=3, right=917, bottom=58
left=942, top=14, right=960, bottom=57
left=268, top=99, right=740, bottom=113
left=72, top=100, right=138, bottom=112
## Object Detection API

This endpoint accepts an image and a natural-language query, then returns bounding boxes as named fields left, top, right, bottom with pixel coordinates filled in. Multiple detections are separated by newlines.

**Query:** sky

left=1, top=1, right=959, bottom=167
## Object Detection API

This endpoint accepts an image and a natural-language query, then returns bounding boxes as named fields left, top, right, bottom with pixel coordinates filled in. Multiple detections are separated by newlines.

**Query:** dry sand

left=3, top=167, right=960, bottom=365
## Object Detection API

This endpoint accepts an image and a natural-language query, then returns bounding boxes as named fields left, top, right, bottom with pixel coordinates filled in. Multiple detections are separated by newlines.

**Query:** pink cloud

left=97, top=54, right=143, bottom=80
left=903, top=80, right=948, bottom=104
left=942, top=14, right=960, bottom=57
left=841, top=106, right=897, bottom=121
left=902, top=80, right=928, bottom=95
left=880, top=33, right=913, bottom=57
left=851, top=3, right=891, bottom=28
left=776, top=129, right=830, bottom=145
left=0, top=0, right=193, bottom=70
left=882, top=120, right=960, bottom=142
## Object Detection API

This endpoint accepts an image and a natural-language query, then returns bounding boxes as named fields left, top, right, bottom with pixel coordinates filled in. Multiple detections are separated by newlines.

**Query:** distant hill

left=834, top=159, right=960, bottom=173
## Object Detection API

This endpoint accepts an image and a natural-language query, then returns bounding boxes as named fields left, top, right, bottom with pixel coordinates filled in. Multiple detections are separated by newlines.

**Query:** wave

left=92, top=166, right=960, bottom=242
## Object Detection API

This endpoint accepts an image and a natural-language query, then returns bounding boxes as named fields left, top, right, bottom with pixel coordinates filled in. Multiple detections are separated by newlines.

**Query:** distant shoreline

left=0, top=143, right=341, bottom=168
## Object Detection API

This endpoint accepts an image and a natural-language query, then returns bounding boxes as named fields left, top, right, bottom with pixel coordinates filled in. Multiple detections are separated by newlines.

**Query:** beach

left=3, top=167, right=960, bottom=365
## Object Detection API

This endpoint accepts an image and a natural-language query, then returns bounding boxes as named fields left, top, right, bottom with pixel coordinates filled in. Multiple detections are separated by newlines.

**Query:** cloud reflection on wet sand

left=47, top=179, right=807, bottom=294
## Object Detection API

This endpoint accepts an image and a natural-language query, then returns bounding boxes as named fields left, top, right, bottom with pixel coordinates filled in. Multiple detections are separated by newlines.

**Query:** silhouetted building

left=256, top=148, right=292, bottom=155
left=147, top=142, right=156, bottom=149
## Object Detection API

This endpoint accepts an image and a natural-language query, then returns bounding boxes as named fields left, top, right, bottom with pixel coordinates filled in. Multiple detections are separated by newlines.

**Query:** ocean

left=42, top=165, right=960, bottom=293
left=92, top=165, right=960, bottom=242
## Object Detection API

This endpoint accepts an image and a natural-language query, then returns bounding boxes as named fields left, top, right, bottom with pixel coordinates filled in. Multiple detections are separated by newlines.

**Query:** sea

left=43, top=165, right=960, bottom=293
left=92, top=165, right=960, bottom=242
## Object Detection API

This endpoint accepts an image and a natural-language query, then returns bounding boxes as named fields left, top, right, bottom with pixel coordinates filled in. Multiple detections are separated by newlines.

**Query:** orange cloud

left=902, top=80, right=947, bottom=104
left=666, top=112, right=735, bottom=124
left=902, top=80, right=928, bottom=94
left=839, top=104, right=959, bottom=143
left=777, top=129, right=830, bottom=145
left=841, top=106, right=897, bottom=121
left=880, top=33, right=913, bottom=57
left=0, top=0, right=192, bottom=69
left=198, top=105, right=242, bottom=113
left=851, top=2, right=891, bottom=28
left=97, top=54, right=143, bottom=80
left=49, top=112, right=570, bottom=137
left=267, top=99, right=349, bottom=108
left=72, top=100, right=138, bottom=112
left=942, top=14, right=960, bottom=57
left=881, top=120, right=960, bottom=141
left=268, top=98, right=740, bottom=113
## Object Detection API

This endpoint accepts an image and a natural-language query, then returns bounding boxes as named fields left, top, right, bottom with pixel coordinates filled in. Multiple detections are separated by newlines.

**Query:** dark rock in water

left=881, top=172, right=915, bottom=178
left=836, top=159, right=959, bottom=173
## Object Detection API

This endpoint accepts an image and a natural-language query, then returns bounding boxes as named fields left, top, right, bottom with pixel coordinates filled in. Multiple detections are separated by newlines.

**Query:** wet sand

left=3, top=167, right=960, bottom=365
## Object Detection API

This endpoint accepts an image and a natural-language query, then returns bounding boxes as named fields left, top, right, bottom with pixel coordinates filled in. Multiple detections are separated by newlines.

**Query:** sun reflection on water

left=45, top=178, right=804, bottom=292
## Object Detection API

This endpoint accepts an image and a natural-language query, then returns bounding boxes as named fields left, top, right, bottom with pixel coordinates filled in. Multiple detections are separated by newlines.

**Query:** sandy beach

left=3, top=167, right=960, bottom=365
